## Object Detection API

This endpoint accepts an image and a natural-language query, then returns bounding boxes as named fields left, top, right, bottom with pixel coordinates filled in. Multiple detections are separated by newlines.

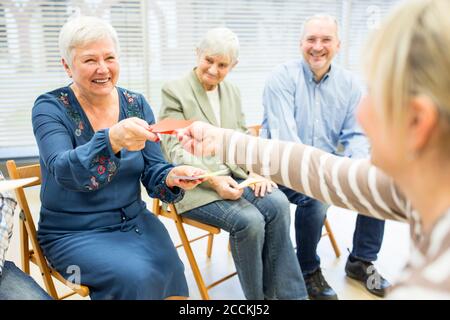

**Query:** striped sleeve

left=390, top=210, right=450, bottom=299
left=222, top=131, right=409, bottom=222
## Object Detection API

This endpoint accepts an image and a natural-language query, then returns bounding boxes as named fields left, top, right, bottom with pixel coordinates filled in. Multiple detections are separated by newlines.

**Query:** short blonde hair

left=196, top=27, right=239, bottom=64
left=59, top=15, right=120, bottom=67
left=364, top=0, right=450, bottom=140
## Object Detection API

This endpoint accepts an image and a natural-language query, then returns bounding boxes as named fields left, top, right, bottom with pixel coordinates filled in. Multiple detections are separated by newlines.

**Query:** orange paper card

left=149, top=118, right=194, bottom=134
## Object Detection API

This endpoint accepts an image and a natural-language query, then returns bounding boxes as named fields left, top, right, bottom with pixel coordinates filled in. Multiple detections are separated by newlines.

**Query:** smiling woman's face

left=64, top=37, right=120, bottom=97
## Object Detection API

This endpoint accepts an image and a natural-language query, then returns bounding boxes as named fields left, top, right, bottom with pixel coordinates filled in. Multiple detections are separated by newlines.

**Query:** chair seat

left=180, top=216, right=221, bottom=234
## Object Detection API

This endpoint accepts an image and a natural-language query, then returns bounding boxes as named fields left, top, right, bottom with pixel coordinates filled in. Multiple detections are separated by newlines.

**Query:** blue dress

left=32, top=86, right=188, bottom=299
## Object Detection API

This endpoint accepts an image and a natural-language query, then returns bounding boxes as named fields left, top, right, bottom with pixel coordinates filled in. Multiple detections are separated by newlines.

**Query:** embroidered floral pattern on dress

left=152, top=171, right=184, bottom=204
left=123, top=91, right=143, bottom=119
left=59, top=91, right=85, bottom=136
left=86, top=153, right=118, bottom=190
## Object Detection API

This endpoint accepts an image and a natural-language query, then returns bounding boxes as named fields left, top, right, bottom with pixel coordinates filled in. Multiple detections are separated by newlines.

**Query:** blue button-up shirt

left=261, top=58, right=369, bottom=159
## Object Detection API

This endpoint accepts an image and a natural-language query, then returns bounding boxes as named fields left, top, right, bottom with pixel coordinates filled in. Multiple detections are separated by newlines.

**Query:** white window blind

left=0, top=0, right=146, bottom=158
left=146, top=0, right=343, bottom=127
left=344, top=0, right=402, bottom=82
left=0, top=0, right=401, bottom=159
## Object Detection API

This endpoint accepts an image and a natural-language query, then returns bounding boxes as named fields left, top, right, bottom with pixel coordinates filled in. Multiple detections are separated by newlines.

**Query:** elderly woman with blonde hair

left=178, top=0, right=450, bottom=299
left=159, top=27, right=306, bottom=299
left=32, top=16, right=205, bottom=300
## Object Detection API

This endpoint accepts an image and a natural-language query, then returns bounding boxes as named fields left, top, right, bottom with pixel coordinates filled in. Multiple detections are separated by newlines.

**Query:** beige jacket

left=159, top=70, right=248, bottom=213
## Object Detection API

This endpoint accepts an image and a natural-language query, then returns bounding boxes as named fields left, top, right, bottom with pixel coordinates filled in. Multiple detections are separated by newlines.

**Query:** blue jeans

left=183, top=187, right=307, bottom=300
left=0, top=261, right=52, bottom=300
left=279, top=186, right=385, bottom=275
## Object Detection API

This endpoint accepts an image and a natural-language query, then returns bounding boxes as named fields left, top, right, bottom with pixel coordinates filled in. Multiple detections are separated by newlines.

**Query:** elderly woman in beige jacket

left=159, top=28, right=306, bottom=300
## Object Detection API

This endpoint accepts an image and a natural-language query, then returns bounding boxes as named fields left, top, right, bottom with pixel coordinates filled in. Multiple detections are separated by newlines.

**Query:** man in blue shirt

left=261, top=15, right=390, bottom=299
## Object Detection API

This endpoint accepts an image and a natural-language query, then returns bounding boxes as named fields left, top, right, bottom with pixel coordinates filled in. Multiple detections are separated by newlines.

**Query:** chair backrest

left=247, top=124, right=262, bottom=137
left=6, top=160, right=59, bottom=297
left=6, top=160, right=89, bottom=299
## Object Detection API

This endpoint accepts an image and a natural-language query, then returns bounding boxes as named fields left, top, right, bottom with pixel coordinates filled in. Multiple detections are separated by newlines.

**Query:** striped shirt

left=0, top=171, right=17, bottom=276
left=219, top=130, right=450, bottom=299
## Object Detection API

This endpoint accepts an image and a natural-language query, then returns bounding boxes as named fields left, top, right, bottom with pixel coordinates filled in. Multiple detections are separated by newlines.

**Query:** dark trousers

left=279, top=185, right=385, bottom=275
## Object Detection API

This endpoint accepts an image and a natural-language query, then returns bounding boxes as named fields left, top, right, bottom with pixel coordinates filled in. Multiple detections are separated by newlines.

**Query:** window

left=0, top=0, right=401, bottom=159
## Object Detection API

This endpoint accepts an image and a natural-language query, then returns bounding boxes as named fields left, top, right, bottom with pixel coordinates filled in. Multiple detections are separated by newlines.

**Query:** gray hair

left=59, top=15, right=120, bottom=67
left=301, top=14, right=340, bottom=40
left=196, top=27, right=239, bottom=63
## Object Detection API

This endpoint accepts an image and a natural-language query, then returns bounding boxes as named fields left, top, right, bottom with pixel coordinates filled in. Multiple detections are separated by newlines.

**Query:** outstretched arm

left=178, top=121, right=409, bottom=222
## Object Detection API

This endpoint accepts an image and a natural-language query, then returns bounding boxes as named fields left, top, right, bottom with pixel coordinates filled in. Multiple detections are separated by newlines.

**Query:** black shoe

left=345, top=256, right=391, bottom=298
left=304, top=268, right=338, bottom=300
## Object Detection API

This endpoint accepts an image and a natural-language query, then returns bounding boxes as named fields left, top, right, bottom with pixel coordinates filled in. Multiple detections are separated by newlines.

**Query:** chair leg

left=34, top=250, right=59, bottom=299
left=324, top=219, right=341, bottom=258
left=19, top=220, right=30, bottom=274
left=24, top=220, right=59, bottom=299
left=206, top=233, right=214, bottom=258
left=171, top=209, right=210, bottom=300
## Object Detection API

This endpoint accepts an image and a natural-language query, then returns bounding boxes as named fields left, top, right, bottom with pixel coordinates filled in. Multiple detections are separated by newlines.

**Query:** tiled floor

left=5, top=185, right=410, bottom=300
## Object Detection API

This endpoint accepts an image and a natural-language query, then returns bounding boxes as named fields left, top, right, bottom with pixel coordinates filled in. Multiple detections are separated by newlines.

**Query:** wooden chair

left=6, top=160, right=90, bottom=299
left=246, top=124, right=341, bottom=258
left=152, top=199, right=236, bottom=300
